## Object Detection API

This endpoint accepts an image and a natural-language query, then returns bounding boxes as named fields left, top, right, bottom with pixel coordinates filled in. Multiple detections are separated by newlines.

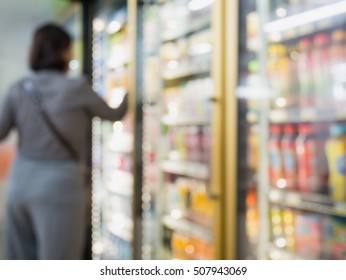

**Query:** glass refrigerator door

left=91, top=0, right=135, bottom=260
left=254, top=0, right=346, bottom=259
left=142, top=0, right=219, bottom=260
left=235, top=0, right=261, bottom=260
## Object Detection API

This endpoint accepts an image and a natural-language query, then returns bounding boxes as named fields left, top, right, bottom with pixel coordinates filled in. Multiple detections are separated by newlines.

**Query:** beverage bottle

left=330, top=30, right=346, bottom=104
left=270, top=207, right=284, bottom=246
left=185, top=127, right=200, bottom=162
left=245, top=188, right=259, bottom=244
left=282, top=208, right=295, bottom=251
left=267, top=44, right=291, bottom=108
left=288, top=45, right=300, bottom=107
left=331, top=217, right=346, bottom=259
left=281, top=124, right=298, bottom=189
left=247, top=125, right=259, bottom=172
left=269, top=124, right=284, bottom=188
left=297, top=38, right=314, bottom=107
left=176, top=128, right=186, bottom=160
left=201, top=126, right=211, bottom=164
left=325, top=123, right=346, bottom=203
left=296, top=123, right=329, bottom=193
left=311, top=33, right=332, bottom=107
left=296, top=123, right=314, bottom=192
left=321, top=216, right=333, bottom=259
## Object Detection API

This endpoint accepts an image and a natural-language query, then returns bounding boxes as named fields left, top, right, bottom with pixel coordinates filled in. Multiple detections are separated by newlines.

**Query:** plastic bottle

left=331, top=217, right=346, bottom=259
left=247, top=125, right=259, bottom=172
left=311, top=33, right=332, bottom=107
left=270, top=207, right=284, bottom=246
left=296, top=124, right=313, bottom=192
left=297, top=38, right=314, bottom=107
left=296, top=123, right=328, bottom=193
left=246, top=188, right=258, bottom=244
left=269, top=124, right=284, bottom=188
left=325, top=123, right=346, bottom=202
left=267, top=45, right=290, bottom=107
left=281, top=124, right=298, bottom=190
left=201, top=126, right=211, bottom=164
left=185, top=127, right=200, bottom=162
left=330, top=30, right=346, bottom=104
left=282, top=208, right=295, bottom=251
left=295, top=212, right=322, bottom=258
left=331, top=30, right=346, bottom=64
left=287, top=44, right=300, bottom=107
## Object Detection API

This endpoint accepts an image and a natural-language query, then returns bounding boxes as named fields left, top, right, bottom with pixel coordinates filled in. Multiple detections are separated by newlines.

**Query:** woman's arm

left=81, top=80, right=128, bottom=121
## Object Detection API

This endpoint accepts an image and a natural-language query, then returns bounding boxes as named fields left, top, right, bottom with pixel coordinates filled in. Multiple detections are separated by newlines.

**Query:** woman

left=0, top=23, right=128, bottom=259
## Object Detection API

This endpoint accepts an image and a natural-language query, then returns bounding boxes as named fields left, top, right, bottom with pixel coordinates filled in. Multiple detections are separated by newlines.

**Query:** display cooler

left=141, top=0, right=235, bottom=260
left=237, top=0, right=346, bottom=259
left=89, top=0, right=236, bottom=260
left=91, top=0, right=142, bottom=260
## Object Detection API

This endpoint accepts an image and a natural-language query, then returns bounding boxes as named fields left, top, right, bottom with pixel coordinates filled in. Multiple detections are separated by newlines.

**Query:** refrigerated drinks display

left=142, top=0, right=223, bottom=259
left=91, top=0, right=138, bottom=260
left=239, top=0, right=346, bottom=259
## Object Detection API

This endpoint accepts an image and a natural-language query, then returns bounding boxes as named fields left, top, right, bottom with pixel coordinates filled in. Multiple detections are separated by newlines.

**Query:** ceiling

left=0, top=0, right=70, bottom=29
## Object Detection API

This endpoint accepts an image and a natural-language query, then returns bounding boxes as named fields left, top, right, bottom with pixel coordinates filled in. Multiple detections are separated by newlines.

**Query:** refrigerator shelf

left=268, top=244, right=307, bottom=260
left=162, top=215, right=212, bottom=243
left=106, top=20, right=127, bottom=35
left=107, top=135, right=134, bottom=154
left=162, top=22, right=211, bottom=44
left=106, top=183, right=133, bottom=197
left=269, top=189, right=346, bottom=218
left=162, top=115, right=210, bottom=126
left=106, top=60, right=130, bottom=70
left=162, top=160, right=209, bottom=180
left=264, top=1, right=346, bottom=39
left=163, top=69, right=210, bottom=83
left=106, top=220, right=133, bottom=243
left=270, top=107, right=346, bottom=123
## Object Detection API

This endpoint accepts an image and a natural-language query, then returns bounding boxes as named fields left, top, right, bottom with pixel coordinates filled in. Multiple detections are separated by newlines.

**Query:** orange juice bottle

left=246, top=188, right=259, bottom=244
left=267, top=44, right=290, bottom=107
left=247, top=125, right=259, bottom=172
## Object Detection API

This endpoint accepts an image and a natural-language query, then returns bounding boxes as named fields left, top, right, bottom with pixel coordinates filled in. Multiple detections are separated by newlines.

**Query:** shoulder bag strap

left=23, top=80, right=79, bottom=161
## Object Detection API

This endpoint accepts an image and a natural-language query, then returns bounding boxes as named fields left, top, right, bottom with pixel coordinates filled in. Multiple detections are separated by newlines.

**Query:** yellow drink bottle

left=325, top=124, right=346, bottom=202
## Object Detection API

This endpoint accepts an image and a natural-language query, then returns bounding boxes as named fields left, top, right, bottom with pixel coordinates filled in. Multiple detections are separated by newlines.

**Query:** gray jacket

left=0, top=70, right=128, bottom=164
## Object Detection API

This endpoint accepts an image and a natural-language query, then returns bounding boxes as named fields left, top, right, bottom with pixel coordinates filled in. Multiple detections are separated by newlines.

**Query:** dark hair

left=29, top=23, right=71, bottom=72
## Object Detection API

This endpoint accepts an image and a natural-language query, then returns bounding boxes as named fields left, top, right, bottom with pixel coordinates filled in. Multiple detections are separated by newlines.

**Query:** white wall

left=0, top=23, right=32, bottom=95
left=0, top=0, right=69, bottom=95
left=0, top=0, right=70, bottom=260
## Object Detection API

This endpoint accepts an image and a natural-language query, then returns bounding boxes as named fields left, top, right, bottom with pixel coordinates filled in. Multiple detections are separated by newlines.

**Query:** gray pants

left=3, top=155, right=86, bottom=259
